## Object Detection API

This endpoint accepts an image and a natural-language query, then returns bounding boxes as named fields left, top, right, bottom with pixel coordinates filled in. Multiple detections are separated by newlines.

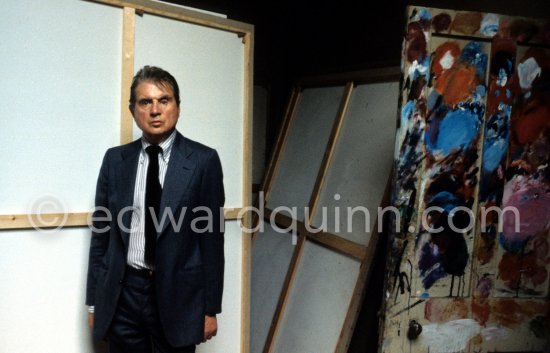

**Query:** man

left=86, top=66, right=225, bottom=353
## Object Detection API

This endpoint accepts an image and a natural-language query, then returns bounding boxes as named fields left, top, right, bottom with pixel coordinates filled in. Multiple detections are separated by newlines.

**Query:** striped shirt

left=127, top=130, right=176, bottom=270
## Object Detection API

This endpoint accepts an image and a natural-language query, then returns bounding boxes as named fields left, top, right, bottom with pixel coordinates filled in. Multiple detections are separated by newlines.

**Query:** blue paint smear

left=497, top=68, right=508, bottom=86
left=424, top=56, right=431, bottom=82
left=396, top=120, right=424, bottom=193
left=476, top=85, right=486, bottom=97
left=473, top=85, right=487, bottom=102
left=481, top=24, right=499, bottom=37
left=460, top=41, right=488, bottom=79
left=483, top=140, right=507, bottom=173
left=499, top=232, right=529, bottom=253
left=506, top=89, right=511, bottom=98
left=408, top=56, right=430, bottom=83
left=420, top=56, right=431, bottom=83
left=422, top=265, right=448, bottom=289
left=482, top=108, right=510, bottom=173
left=494, top=90, right=500, bottom=97
left=426, top=109, right=481, bottom=156
left=505, top=58, right=514, bottom=74
left=417, top=8, right=432, bottom=22
left=418, top=241, right=440, bottom=275
left=426, top=105, right=449, bottom=146
left=429, top=191, right=461, bottom=213
left=427, top=90, right=441, bottom=110
left=401, top=100, right=415, bottom=123
left=480, top=107, right=510, bottom=201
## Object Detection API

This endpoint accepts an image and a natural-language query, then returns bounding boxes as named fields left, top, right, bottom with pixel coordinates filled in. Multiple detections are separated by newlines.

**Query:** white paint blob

left=481, top=325, right=509, bottom=341
left=421, top=319, right=481, bottom=353
left=518, top=57, right=541, bottom=91
left=481, top=13, right=500, bottom=37
left=439, top=50, right=456, bottom=70
left=408, top=59, right=429, bottom=81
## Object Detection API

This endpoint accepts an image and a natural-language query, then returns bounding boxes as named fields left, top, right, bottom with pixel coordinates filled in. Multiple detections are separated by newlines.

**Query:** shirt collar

left=140, top=130, right=176, bottom=163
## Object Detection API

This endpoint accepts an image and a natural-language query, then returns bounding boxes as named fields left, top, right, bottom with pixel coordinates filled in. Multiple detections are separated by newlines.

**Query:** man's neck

left=143, top=129, right=175, bottom=145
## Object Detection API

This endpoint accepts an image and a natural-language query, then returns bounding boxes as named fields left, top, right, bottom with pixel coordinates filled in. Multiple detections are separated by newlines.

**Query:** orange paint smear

left=424, top=298, right=470, bottom=323
left=432, top=41, right=461, bottom=78
left=451, top=12, right=482, bottom=35
left=435, top=63, right=478, bottom=107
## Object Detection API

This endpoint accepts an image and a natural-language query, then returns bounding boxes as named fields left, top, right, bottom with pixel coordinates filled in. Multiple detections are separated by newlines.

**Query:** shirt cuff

left=88, top=306, right=95, bottom=314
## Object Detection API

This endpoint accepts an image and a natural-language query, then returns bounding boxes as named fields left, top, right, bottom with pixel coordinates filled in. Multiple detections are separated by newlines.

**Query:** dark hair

left=129, top=65, right=181, bottom=111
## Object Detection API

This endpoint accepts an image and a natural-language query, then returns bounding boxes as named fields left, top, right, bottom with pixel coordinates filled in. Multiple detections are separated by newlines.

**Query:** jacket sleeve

left=198, top=150, right=225, bottom=314
left=85, top=151, right=112, bottom=306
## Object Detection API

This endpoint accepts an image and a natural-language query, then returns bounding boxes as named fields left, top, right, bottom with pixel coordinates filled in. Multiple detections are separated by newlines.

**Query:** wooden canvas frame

left=0, top=1, right=253, bottom=352
left=254, top=67, right=400, bottom=353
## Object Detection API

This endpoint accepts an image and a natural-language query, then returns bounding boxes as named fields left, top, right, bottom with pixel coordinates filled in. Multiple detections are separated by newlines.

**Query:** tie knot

left=146, top=145, right=163, bottom=157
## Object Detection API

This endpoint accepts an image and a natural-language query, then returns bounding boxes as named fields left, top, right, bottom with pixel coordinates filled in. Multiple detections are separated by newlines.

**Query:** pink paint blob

left=501, top=175, right=550, bottom=243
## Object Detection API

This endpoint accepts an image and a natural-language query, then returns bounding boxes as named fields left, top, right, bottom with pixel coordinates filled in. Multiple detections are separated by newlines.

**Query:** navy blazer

left=86, top=131, right=225, bottom=347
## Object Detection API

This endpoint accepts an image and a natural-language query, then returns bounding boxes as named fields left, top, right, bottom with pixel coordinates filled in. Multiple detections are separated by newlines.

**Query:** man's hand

left=88, top=313, right=94, bottom=329
left=203, top=315, right=218, bottom=342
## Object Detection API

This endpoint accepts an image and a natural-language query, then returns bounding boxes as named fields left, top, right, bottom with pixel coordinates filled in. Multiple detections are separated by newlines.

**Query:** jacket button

left=119, top=279, right=124, bottom=285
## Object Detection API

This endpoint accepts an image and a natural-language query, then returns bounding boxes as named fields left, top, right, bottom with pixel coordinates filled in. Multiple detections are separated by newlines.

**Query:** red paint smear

left=532, top=235, right=550, bottom=262
left=471, top=298, right=490, bottom=326
left=487, top=80, right=515, bottom=117
left=472, top=276, right=492, bottom=325
left=498, top=251, right=523, bottom=290
left=432, top=13, right=452, bottom=33
left=511, top=99, right=550, bottom=145
left=510, top=49, right=550, bottom=146
left=451, top=12, right=482, bottom=35
left=435, top=63, right=479, bottom=108
left=526, top=235, right=550, bottom=286
left=486, top=38, right=517, bottom=116
left=424, top=298, right=469, bottom=323
left=492, top=299, right=547, bottom=326
left=498, top=235, right=549, bottom=289
left=431, top=42, right=461, bottom=79
left=406, top=22, right=427, bottom=64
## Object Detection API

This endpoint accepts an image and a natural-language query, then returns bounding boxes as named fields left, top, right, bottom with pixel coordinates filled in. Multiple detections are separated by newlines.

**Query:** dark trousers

left=107, top=268, right=196, bottom=353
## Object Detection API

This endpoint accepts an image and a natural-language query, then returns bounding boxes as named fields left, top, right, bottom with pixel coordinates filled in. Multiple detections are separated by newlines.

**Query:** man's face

left=131, top=81, right=180, bottom=144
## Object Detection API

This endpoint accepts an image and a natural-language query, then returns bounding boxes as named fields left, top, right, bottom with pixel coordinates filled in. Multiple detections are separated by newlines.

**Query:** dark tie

left=144, top=145, right=163, bottom=267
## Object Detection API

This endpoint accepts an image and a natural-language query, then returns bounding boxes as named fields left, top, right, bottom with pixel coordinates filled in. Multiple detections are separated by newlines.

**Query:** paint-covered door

left=381, top=6, right=550, bottom=353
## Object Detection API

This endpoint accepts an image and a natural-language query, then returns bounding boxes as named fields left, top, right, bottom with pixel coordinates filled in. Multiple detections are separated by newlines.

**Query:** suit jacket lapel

left=159, top=133, right=196, bottom=236
left=115, top=140, right=141, bottom=247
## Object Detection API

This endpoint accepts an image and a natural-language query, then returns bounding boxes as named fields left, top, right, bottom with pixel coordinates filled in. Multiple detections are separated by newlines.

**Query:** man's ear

left=129, top=105, right=134, bottom=116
